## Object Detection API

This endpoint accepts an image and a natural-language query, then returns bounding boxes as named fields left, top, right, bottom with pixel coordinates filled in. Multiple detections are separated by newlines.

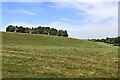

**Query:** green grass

left=2, top=32, right=118, bottom=78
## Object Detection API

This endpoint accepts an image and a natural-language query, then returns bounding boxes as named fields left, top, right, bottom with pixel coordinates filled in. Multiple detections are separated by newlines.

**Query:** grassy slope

left=2, top=32, right=118, bottom=78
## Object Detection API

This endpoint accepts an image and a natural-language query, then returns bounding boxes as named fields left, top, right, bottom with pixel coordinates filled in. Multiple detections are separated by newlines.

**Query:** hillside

left=2, top=32, right=118, bottom=78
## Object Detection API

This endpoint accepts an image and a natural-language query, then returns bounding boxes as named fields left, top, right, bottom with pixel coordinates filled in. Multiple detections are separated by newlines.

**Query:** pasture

left=2, top=32, right=118, bottom=78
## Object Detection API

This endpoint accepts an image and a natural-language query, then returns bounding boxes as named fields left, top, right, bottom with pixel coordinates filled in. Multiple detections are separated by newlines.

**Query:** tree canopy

left=6, top=25, right=15, bottom=32
left=6, top=25, right=69, bottom=37
left=88, top=37, right=120, bottom=46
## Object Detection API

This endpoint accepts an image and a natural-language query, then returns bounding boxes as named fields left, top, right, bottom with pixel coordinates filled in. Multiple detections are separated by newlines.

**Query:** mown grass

left=2, top=32, right=118, bottom=78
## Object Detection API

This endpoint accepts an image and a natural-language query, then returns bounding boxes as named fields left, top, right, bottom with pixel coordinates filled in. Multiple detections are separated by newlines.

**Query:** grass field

left=2, top=32, right=118, bottom=78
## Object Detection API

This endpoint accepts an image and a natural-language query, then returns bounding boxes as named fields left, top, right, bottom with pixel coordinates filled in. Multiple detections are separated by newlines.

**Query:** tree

left=49, top=28, right=58, bottom=35
left=6, top=25, right=15, bottom=32
left=31, top=27, right=34, bottom=33
left=58, top=30, right=64, bottom=36
left=63, top=30, right=68, bottom=37
left=45, top=27, right=50, bottom=35
left=40, top=27, right=45, bottom=34
left=37, top=26, right=50, bottom=35
left=37, top=26, right=42, bottom=34
left=25, top=27, right=31, bottom=33
left=14, top=26, right=18, bottom=32
left=16, top=26, right=24, bottom=33
left=32, top=28, right=37, bottom=34
left=6, top=25, right=69, bottom=37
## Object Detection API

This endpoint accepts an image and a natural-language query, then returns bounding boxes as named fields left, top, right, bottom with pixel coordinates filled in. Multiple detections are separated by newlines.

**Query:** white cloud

left=52, top=2, right=118, bottom=23
left=50, top=21, right=69, bottom=30
left=60, top=18, right=71, bottom=21
left=19, top=9, right=37, bottom=16
left=49, top=17, right=117, bottom=39
left=75, top=3, right=117, bottom=23
left=69, top=24, right=117, bottom=39
left=10, top=9, right=37, bottom=16
left=49, top=2, right=118, bottom=39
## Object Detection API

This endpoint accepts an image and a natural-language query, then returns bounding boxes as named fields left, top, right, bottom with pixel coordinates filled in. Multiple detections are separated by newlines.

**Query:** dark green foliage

left=37, top=26, right=42, bottom=34
left=63, top=30, right=68, bottom=37
left=88, top=37, right=120, bottom=46
left=6, top=25, right=15, bottom=32
left=6, top=25, right=69, bottom=37
left=58, top=30, right=64, bottom=36
left=49, top=28, right=58, bottom=35
left=58, top=30, right=68, bottom=37
left=16, top=26, right=24, bottom=33
left=32, top=28, right=38, bottom=34
left=25, top=27, right=31, bottom=33
left=31, top=27, right=34, bottom=33
left=45, top=27, right=50, bottom=35
left=40, top=27, right=48, bottom=34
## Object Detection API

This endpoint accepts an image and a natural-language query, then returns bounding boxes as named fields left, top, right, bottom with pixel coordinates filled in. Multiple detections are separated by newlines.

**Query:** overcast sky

left=1, top=0, right=118, bottom=39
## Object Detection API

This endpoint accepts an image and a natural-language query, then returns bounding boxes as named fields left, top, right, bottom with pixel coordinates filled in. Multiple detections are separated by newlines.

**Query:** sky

left=1, top=1, right=118, bottom=39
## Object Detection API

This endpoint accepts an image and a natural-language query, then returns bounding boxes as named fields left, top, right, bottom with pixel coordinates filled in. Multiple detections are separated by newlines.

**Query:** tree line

left=88, top=37, right=120, bottom=46
left=6, top=25, right=69, bottom=37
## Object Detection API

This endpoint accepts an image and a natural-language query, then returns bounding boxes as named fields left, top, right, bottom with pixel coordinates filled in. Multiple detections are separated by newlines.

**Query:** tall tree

left=25, top=27, right=31, bottom=33
left=63, top=30, right=68, bottom=37
left=58, top=30, right=64, bottom=36
left=16, top=26, right=24, bottom=33
left=37, top=26, right=50, bottom=35
left=32, top=28, right=38, bottom=34
left=49, top=28, right=58, bottom=35
left=14, top=26, right=18, bottom=32
left=31, top=27, right=34, bottom=33
left=6, top=25, right=69, bottom=37
left=44, top=27, right=50, bottom=35
left=37, top=26, right=42, bottom=34
left=6, top=25, right=15, bottom=32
